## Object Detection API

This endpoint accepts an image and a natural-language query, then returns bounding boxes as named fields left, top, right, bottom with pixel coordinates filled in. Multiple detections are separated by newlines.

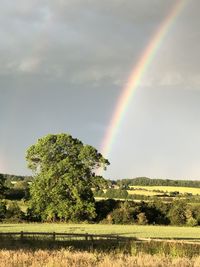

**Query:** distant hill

left=115, top=177, right=200, bottom=188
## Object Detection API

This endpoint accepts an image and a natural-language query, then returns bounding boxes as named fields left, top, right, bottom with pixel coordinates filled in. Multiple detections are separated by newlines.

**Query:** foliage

left=5, top=201, right=24, bottom=222
left=0, top=201, right=6, bottom=221
left=106, top=202, right=134, bottom=224
left=95, top=199, right=118, bottom=222
left=186, top=217, right=198, bottom=227
left=0, top=174, right=6, bottom=198
left=5, top=188, right=27, bottom=200
left=137, top=213, right=148, bottom=225
left=26, top=133, right=109, bottom=222
left=168, top=200, right=187, bottom=225
left=105, top=189, right=128, bottom=199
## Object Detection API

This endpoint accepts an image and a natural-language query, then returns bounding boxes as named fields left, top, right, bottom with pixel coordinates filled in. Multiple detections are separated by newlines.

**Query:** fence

left=0, top=232, right=199, bottom=245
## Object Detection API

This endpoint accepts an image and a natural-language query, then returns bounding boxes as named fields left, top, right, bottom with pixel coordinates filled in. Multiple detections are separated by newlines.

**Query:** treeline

left=0, top=173, right=31, bottom=200
left=0, top=173, right=32, bottom=183
left=2, top=173, right=200, bottom=189
left=95, top=199, right=200, bottom=226
left=114, top=177, right=200, bottom=188
left=0, top=198, right=200, bottom=226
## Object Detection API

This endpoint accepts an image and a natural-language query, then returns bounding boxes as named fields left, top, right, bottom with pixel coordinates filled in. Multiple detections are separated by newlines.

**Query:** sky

left=0, top=0, right=200, bottom=180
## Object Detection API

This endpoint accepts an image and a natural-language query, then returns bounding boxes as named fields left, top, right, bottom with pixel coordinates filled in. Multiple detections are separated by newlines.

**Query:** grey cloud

left=0, top=0, right=186, bottom=83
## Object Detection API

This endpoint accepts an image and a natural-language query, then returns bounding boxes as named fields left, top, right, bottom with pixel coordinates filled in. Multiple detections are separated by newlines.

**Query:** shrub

left=168, top=200, right=187, bottom=225
left=5, top=201, right=24, bottom=222
left=104, top=202, right=134, bottom=224
left=186, top=217, right=198, bottom=227
left=137, top=212, right=148, bottom=225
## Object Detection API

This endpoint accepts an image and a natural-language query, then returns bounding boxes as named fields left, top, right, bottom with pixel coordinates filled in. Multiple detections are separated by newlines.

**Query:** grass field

left=0, top=223, right=200, bottom=239
left=129, top=186, right=200, bottom=195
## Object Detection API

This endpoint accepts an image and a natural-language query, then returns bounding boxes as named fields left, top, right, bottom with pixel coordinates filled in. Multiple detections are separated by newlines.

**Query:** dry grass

left=0, top=249, right=200, bottom=267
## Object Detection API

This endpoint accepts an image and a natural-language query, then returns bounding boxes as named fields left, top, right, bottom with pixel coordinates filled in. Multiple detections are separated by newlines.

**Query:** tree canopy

left=26, top=133, right=109, bottom=222
left=0, top=174, right=6, bottom=198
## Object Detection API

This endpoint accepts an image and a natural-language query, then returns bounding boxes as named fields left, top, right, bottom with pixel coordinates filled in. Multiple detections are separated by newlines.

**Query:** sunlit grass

left=0, top=223, right=200, bottom=239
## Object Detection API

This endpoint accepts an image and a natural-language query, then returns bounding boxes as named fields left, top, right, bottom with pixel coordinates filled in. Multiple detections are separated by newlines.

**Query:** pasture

left=0, top=223, right=200, bottom=239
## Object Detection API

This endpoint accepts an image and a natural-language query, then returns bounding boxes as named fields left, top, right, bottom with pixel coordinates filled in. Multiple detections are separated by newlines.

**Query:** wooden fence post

left=85, top=233, right=88, bottom=241
left=52, top=232, right=56, bottom=241
left=90, top=235, right=94, bottom=251
left=20, top=231, right=24, bottom=239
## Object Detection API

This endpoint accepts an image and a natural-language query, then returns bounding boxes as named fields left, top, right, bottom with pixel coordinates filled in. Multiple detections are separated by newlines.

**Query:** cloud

left=1, top=0, right=200, bottom=92
left=18, top=57, right=42, bottom=73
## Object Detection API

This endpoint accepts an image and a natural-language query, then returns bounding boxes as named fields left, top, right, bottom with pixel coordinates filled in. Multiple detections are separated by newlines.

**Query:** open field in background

left=129, top=186, right=200, bottom=195
left=0, top=224, right=200, bottom=239
left=0, top=249, right=200, bottom=267
left=95, top=197, right=142, bottom=202
left=127, top=190, right=162, bottom=196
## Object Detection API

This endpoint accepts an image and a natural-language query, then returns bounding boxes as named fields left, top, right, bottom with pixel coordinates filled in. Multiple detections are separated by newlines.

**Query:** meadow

left=0, top=223, right=200, bottom=239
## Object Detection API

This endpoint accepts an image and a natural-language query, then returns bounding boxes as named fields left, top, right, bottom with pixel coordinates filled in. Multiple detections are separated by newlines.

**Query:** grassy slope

left=0, top=223, right=200, bottom=239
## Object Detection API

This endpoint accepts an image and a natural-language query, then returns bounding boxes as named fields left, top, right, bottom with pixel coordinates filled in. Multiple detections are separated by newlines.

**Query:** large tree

left=0, top=174, right=6, bottom=198
left=26, top=133, right=109, bottom=222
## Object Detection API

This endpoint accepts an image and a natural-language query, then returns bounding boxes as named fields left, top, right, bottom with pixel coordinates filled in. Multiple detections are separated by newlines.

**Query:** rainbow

left=100, top=0, right=187, bottom=162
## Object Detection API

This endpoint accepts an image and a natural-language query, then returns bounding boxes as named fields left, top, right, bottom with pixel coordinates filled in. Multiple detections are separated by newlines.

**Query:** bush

left=137, top=212, right=148, bottom=225
left=186, top=217, right=198, bottom=227
left=95, top=199, right=118, bottom=222
left=168, top=200, right=187, bottom=225
left=105, top=189, right=128, bottom=199
left=5, top=201, right=24, bottom=222
left=105, top=202, right=134, bottom=224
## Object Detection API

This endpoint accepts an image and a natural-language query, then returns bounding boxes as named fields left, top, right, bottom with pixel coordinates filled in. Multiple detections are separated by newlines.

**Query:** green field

left=129, top=185, right=200, bottom=195
left=0, top=223, right=200, bottom=239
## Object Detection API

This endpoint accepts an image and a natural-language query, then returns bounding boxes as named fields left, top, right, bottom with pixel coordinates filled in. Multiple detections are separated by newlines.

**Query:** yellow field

left=129, top=186, right=200, bottom=195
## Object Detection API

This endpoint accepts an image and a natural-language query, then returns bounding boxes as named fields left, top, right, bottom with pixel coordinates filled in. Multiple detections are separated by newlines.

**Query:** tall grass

left=0, top=235, right=199, bottom=258
left=130, top=241, right=200, bottom=258
left=0, top=249, right=200, bottom=267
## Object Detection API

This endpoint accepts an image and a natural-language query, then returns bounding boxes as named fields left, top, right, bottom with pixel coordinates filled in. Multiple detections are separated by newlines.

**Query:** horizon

left=1, top=171, right=200, bottom=182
